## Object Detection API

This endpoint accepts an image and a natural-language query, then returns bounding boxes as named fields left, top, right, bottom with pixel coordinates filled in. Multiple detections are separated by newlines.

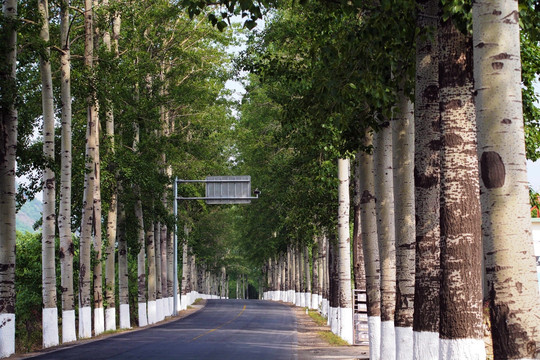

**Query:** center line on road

left=190, top=305, right=247, bottom=341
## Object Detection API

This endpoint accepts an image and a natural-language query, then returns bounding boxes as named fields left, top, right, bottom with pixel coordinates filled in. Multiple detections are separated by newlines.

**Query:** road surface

left=29, top=300, right=297, bottom=360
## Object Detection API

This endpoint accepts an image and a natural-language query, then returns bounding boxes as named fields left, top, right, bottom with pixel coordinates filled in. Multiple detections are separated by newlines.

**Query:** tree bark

left=0, top=0, right=17, bottom=356
left=337, top=158, right=353, bottom=344
left=79, top=0, right=98, bottom=339
left=413, top=0, right=441, bottom=358
left=160, top=223, right=168, bottom=315
left=117, top=195, right=130, bottom=329
left=304, top=245, right=311, bottom=309
left=473, top=1, right=540, bottom=357
left=352, top=154, right=366, bottom=292
left=358, top=133, right=381, bottom=360
left=438, top=18, right=485, bottom=359
left=147, top=224, right=157, bottom=324
left=374, top=122, right=396, bottom=359
left=39, top=0, right=59, bottom=348
left=392, top=90, right=416, bottom=359
left=135, top=193, right=147, bottom=327
left=155, top=222, right=163, bottom=321
left=311, top=238, right=320, bottom=309
left=58, top=0, right=76, bottom=344
left=103, top=0, right=118, bottom=332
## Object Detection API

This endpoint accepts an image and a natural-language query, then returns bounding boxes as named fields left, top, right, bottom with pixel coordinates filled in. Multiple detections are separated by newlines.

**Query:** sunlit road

left=29, top=300, right=297, bottom=360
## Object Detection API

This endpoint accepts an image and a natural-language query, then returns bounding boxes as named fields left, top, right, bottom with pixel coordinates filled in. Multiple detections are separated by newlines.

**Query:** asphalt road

left=29, top=300, right=297, bottom=360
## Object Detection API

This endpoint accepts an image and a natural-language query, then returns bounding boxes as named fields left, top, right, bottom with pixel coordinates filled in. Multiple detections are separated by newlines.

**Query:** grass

left=307, top=309, right=350, bottom=346
left=317, top=331, right=350, bottom=346
left=192, top=298, right=204, bottom=305
left=307, top=309, right=327, bottom=326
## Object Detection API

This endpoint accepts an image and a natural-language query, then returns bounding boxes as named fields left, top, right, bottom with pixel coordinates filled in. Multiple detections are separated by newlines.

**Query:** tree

left=0, top=0, right=18, bottom=356
left=79, top=0, right=99, bottom=339
left=412, top=0, right=441, bottom=357
left=58, top=0, right=76, bottom=344
left=374, top=122, right=396, bottom=359
left=358, top=133, right=381, bottom=360
left=337, top=158, right=353, bottom=344
left=473, top=0, right=540, bottom=356
left=38, top=0, right=59, bottom=347
left=438, top=17, right=485, bottom=359
left=392, top=91, right=415, bottom=359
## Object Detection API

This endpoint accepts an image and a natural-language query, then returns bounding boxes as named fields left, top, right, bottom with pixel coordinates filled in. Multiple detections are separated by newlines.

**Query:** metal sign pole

left=173, top=177, right=178, bottom=315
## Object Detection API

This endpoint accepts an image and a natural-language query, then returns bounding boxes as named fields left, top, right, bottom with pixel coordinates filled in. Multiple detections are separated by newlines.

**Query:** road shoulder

left=290, top=304, right=369, bottom=360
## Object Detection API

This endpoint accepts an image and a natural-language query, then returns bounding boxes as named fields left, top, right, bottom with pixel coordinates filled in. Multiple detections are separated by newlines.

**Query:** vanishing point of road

left=28, top=300, right=297, bottom=360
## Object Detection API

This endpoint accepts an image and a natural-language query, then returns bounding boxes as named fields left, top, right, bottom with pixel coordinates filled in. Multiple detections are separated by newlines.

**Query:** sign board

left=205, top=176, right=252, bottom=204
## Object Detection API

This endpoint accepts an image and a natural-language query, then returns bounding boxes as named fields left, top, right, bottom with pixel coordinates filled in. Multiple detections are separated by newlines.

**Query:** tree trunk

left=147, top=225, right=157, bottom=324
left=91, top=2, right=104, bottom=334
left=311, top=239, right=320, bottom=310
left=473, top=1, right=540, bottom=358
left=93, top=151, right=104, bottom=336
left=304, top=245, right=311, bottom=309
left=167, top=221, right=174, bottom=311
left=438, top=18, right=485, bottom=359
left=117, top=195, right=130, bottom=329
left=337, top=158, right=353, bottom=344
left=58, top=0, right=76, bottom=344
left=0, top=1, right=17, bottom=355
left=352, top=154, right=366, bottom=292
left=392, top=90, right=416, bottom=359
left=321, top=235, right=329, bottom=318
left=39, top=0, right=59, bottom=348
left=374, top=123, right=396, bottom=359
left=328, top=236, right=340, bottom=335
left=154, top=222, right=165, bottom=321
left=135, top=194, right=147, bottom=327
left=295, top=245, right=301, bottom=306
left=160, top=223, right=168, bottom=316
left=412, top=0, right=441, bottom=357
left=181, top=227, right=189, bottom=310
left=103, top=0, right=117, bottom=332
left=358, top=132, right=381, bottom=360
left=79, top=0, right=98, bottom=339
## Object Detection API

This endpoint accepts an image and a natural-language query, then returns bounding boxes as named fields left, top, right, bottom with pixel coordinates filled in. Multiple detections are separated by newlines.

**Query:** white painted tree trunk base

left=119, top=303, right=131, bottom=329
left=0, top=313, right=15, bottom=358
left=311, top=294, right=318, bottom=310
left=413, top=330, right=439, bottom=360
left=321, top=298, right=328, bottom=318
left=94, top=307, right=105, bottom=336
left=147, top=300, right=157, bottom=324
left=62, top=310, right=77, bottom=343
left=439, top=338, right=486, bottom=360
left=180, top=295, right=188, bottom=311
left=43, top=307, right=59, bottom=348
left=138, top=302, right=148, bottom=327
left=381, top=320, right=396, bottom=360
left=168, top=297, right=174, bottom=316
left=330, top=307, right=340, bottom=335
left=304, top=293, right=311, bottom=309
left=339, top=307, right=353, bottom=344
left=156, top=299, right=164, bottom=321
left=295, top=292, right=301, bottom=306
left=105, top=307, right=116, bottom=331
left=79, top=306, right=92, bottom=338
left=300, top=292, right=306, bottom=307
left=396, top=326, right=413, bottom=360
left=368, top=316, right=381, bottom=360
